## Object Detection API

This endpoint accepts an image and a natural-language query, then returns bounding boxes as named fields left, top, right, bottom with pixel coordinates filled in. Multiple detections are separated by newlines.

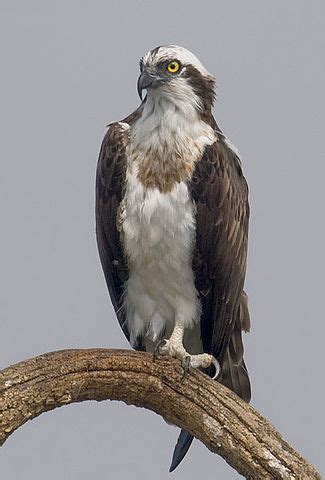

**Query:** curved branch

left=0, top=349, right=320, bottom=479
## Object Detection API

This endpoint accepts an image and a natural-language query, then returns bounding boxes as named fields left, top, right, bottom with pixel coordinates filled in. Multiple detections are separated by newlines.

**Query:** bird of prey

left=95, top=45, right=251, bottom=471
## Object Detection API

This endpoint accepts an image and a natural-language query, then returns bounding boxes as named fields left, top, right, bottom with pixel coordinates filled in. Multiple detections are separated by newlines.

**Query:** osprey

left=96, top=45, right=251, bottom=471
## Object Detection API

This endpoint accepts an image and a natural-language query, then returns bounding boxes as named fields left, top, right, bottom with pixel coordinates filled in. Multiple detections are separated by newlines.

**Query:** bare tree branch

left=0, top=349, right=320, bottom=479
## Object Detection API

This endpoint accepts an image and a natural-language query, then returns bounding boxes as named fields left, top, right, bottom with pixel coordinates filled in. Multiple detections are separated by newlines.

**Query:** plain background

left=1, top=1, right=324, bottom=478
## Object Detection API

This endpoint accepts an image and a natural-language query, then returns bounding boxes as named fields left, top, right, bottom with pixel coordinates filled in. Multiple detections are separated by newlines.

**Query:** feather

left=169, top=429, right=194, bottom=472
left=95, top=108, right=142, bottom=343
left=191, top=134, right=250, bottom=369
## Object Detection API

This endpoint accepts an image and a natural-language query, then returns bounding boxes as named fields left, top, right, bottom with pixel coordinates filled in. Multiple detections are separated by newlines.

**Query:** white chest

left=121, top=168, right=201, bottom=345
left=121, top=168, right=196, bottom=271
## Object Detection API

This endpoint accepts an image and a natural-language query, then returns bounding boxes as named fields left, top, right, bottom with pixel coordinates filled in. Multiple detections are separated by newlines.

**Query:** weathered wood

left=0, top=349, right=320, bottom=479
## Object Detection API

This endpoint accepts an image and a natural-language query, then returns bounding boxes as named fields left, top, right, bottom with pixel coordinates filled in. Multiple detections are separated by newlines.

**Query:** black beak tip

left=137, top=82, right=143, bottom=100
left=137, top=70, right=155, bottom=101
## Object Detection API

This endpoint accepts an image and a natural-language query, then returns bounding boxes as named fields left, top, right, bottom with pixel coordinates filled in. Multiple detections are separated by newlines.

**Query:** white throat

left=131, top=88, right=215, bottom=158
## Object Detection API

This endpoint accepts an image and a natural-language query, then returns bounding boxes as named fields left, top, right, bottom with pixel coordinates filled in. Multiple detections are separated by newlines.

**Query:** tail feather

left=169, top=429, right=194, bottom=472
left=218, top=291, right=251, bottom=402
left=218, top=349, right=251, bottom=403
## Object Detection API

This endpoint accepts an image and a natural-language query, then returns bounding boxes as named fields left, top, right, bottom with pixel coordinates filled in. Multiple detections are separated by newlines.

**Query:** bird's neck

left=127, top=91, right=215, bottom=193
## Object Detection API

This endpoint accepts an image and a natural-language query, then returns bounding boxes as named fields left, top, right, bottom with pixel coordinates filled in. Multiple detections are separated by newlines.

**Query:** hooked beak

left=137, top=70, right=159, bottom=100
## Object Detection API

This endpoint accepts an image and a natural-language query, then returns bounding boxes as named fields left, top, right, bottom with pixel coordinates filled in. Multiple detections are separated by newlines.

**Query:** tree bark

left=0, top=349, right=320, bottom=479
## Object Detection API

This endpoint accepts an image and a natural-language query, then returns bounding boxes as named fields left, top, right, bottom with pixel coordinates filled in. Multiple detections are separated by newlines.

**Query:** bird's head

left=137, top=45, right=216, bottom=113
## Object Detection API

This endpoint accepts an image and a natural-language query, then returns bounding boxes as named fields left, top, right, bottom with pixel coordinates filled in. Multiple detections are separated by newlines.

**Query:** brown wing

left=96, top=105, right=144, bottom=345
left=95, top=122, right=130, bottom=340
left=191, top=132, right=251, bottom=401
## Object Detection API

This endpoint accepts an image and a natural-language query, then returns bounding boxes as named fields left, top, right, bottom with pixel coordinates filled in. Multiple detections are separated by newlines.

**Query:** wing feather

left=191, top=133, right=251, bottom=401
left=95, top=122, right=130, bottom=340
left=95, top=107, right=143, bottom=344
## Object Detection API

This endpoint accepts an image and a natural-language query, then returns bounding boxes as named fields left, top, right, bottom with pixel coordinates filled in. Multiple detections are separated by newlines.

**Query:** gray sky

left=1, top=1, right=324, bottom=478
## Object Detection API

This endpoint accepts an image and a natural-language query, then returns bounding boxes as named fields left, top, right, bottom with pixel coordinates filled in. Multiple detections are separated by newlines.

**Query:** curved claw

left=153, top=339, right=167, bottom=360
left=211, top=357, right=220, bottom=380
left=181, top=355, right=191, bottom=380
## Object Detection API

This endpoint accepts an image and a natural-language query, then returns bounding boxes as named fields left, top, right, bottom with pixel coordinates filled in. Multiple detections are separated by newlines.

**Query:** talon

left=211, top=357, right=220, bottom=380
left=181, top=355, right=191, bottom=379
left=153, top=339, right=167, bottom=360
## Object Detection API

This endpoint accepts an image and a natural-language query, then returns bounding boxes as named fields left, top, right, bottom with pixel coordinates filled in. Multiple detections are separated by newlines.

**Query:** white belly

left=121, top=171, right=201, bottom=347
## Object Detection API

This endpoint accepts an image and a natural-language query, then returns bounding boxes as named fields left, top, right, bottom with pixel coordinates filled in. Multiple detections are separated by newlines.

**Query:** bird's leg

left=156, top=321, right=220, bottom=379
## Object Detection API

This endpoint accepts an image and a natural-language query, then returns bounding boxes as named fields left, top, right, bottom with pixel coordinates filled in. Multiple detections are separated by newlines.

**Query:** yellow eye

left=167, top=61, right=180, bottom=73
